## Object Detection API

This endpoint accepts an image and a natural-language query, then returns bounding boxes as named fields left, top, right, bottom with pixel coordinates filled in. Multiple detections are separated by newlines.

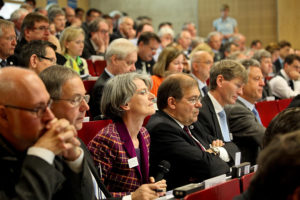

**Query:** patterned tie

left=183, top=126, right=205, bottom=151
left=252, top=108, right=262, bottom=124
left=202, top=86, right=208, bottom=96
left=218, top=110, right=231, bottom=142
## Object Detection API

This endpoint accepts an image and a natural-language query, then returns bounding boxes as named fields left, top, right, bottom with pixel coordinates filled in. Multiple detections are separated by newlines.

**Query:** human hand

left=131, top=180, right=167, bottom=200
left=211, top=139, right=224, bottom=147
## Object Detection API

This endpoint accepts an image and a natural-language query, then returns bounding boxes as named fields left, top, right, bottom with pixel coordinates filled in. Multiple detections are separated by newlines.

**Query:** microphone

left=155, top=160, right=171, bottom=182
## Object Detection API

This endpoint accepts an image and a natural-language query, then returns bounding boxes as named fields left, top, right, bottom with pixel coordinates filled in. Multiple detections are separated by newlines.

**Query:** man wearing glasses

left=269, top=54, right=300, bottom=99
left=147, top=73, right=231, bottom=190
left=0, top=67, right=95, bottom=199
left=19, top=40, right=57, bottom=74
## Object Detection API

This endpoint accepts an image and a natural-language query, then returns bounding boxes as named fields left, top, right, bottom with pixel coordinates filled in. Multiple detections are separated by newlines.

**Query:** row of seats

left=255, top=98, right=292, bottom=127
left=86, top=59, right=107, bottom=76
left=185, top=172, right=255, bottom=200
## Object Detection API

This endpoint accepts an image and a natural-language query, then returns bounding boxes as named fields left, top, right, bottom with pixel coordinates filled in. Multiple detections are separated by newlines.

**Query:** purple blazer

left=88, top=121, right=150, bottom=198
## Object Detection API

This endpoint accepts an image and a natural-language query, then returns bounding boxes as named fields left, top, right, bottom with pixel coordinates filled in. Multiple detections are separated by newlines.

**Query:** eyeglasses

left=98, top=29, right=109, bottom=34
left=186, top=96, right=202, bottom=105
left=52, top=94, right=90, bottom=107
left=37, top=55, right=57, bottom=64
left=32, top=26, right=50, bottom=32
left=4, top=99, right=52, bottom=118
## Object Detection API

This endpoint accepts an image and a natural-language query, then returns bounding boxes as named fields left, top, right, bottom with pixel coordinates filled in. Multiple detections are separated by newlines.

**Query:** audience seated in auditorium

left=151, top=46, right=184, bottom=96
left=222, top=41, right=239, bottom=59
left=265, top=42, right=280, bottom=63
left=64, top=7, right=75, bottom=27
left=19, top=40, right=56, bottom=73
left=135, top=32, right=160, bottom=75
left=110, top=16, right=135, bottom=42
left=176, top=30, right=192, bottom=57
left=90, top=38, right=137, bottom=119
left=225, top=59, right=265, bottom=164
left=252, top=49, right=274, bottom=100
left=88, top=73, right=166, bottom=198
left=0, top=67, right=95, bottom=199
left=191, top=50, right=214, bottom=97
left=235, top=130, right=300, bottom=200
left=154, top=27, right=174, bottom=61
left=82, top=17, right=109, bottom=60
left=59, top=27, right=89, bottom=76
left=75, top=7, right=85, bottom=22
left=250, top=39, right=262, bottom=51
left=130, top=22, right=154, bottom=46
left=182, top=22, right=197, bottom=39
left=213, top=4, right=238, bottom=43
left=269, top=54, right=300, bottom=99
left=263, top=107, right=300, bottom=148
left=40, top=66, right=164, bottom=200
left=273, top=40, right=291, bottom=73
left=81, top=8, right=101, bottom=36
left=207, top=31, right=222, bottom=62
left=0, top=19, right=17, bottom=67
left=10, top=8, right=29, bottom=41
left=147, top=73, right=232, bottom=189
left=230, top=33, right=246, bottom=52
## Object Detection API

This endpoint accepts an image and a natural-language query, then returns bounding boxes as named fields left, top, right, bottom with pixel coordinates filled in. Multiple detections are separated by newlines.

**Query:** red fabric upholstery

left=78, top=120, right=112, bottom=145
left=277, top=98, right=293, bottom=111
left=241, top=172, right=255, bottom=192
left=83, top=80, right=96, bottom=95
left=184, top=178, right=240, bottom=200
left=255, top=100, right=279, bottom=127
left=94, top=60, right=107, bottom=76
left=86, top=59, right=96, bottom=76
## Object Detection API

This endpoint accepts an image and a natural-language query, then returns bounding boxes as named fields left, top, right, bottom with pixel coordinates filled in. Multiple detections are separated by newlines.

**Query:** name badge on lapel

left=128, top=157, right=139, bottom=168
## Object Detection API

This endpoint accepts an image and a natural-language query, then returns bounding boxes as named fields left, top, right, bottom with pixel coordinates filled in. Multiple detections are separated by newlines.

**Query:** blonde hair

left=59, top=26, right=85, bottom=55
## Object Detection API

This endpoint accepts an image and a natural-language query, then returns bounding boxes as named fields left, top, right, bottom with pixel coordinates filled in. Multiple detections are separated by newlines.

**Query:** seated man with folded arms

left=225, top=59, right=266, bottom=164
left=0, top=67, right=94, bottom=199
left=197, top=60, right=247, bottom=164
left=269, top=54, right=300, bottom=99
left=39, top=65, right=166, bottom=200
left=19, top=40, right=57, bottom=74
left=234, top=130, right=300, bottom=200
left=147, top=73, right=231, bottom=190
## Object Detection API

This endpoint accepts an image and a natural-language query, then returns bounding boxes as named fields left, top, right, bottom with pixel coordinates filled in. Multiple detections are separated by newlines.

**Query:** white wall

left=90, top=0, right=198, bottom=36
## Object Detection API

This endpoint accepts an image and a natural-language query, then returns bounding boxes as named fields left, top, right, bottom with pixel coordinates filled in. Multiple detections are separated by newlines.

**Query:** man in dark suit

left=225, top=59, right=266, bottom=164
left=82, top=18, right=109, bottom=60
left=273, top=40, right=291, bottom=73
left=40, top=65, right=165, bottom=200
left=90, top=38, right=137, bottom=119
left=147, top=73, right=231, bottom=190
left=0, top=67, right=95, bottom=200
left=197, top=60, right=247, bottom=161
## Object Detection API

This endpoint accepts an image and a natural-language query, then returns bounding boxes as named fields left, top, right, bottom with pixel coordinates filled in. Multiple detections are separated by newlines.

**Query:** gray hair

left=101, top=72, right=152, bottom=121
left=253, top=49, right=271, bottom=62
left=0, top=19, right=14, bottom=37
left=182, top=22, right=196, bottom=30
left=39, top=65, right=79, bottom=99
left=88, top=17, right=107, bottom=33
left=10, top=8, right=28, bottom=21
left=157, top=27, right=174, bottom=38
left=105, top=38, right=138, bottom=65
left=48, top=8, right=65, bottom=23
left=240, top=58, right=260, bottom=74
left=206, top=31, right=221, bottom=43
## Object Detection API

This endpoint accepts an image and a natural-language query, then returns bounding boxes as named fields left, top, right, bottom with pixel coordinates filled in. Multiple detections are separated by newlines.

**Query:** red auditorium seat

left=255, top=100, right=279, bottom=127
left=83, top=80, right=96, bottom=95
left=277, top=98, right=293, bottom=111
left=184, top=178, right=240, bottom=200
left=78, top=120, right=112, bottom=145
left=241, top=172, right=255, bottom=192
left=94, top=60, right=107, bottom=76
left=86, top=59, right=96, bottom=76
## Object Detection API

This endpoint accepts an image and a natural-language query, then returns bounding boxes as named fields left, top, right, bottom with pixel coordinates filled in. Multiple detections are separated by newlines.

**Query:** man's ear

left=29, top=54, right=38, bottom=69
left=110, top=55, right=118, bottom=65
left=216, top=74, right=224, bottom=88
left=167, top=96, right=177, bottom=110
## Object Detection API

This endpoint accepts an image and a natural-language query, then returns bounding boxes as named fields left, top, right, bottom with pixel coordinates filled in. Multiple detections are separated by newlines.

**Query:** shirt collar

left=238, top=96, right=254, bottom=111
left=208, top=92, right=224, bottom=113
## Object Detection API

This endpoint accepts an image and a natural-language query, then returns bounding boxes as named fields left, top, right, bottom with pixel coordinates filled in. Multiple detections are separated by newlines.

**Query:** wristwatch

left=211, top=147, right=220, bottom=156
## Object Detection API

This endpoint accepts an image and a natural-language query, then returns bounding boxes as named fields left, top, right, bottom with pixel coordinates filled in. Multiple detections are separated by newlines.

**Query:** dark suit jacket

left=262, top=79, right=273, bottom=100
left=288, top=94, right=300, bottom=108
left=273, top=58, right=283, bottom=74
left=90, top=70, right=111, bottom=119
left=146, top=110, right=230, bottom=190
left=0, top=134, right=95, bottom=200
left=197, top=95, right=240, bottom=162
left=82, top=38, right=105, bottom=60
left=135, top=56, right=155, bottom=75
left=225, top=99, right=265, bottom=164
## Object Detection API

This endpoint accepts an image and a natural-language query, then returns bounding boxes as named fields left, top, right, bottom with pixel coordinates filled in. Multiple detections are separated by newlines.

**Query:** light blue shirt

left=213, top=17, right=237, bottom=35
left=238, top=96, right=255, bottom=111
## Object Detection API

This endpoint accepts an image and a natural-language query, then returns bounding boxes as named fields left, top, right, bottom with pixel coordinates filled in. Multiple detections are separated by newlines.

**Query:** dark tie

left=202, top=86, right=208, bottom=96
left=183, top=126, right=205, bottom=151
left=288, top=80, right=294, bottom=90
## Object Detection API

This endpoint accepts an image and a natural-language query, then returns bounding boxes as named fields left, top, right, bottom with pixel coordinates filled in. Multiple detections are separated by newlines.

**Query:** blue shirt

left=213, top=17, right=237, bottom=35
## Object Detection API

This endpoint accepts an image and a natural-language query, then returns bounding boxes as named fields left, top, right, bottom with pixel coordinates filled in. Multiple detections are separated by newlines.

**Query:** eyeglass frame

left=51, top=94, right=90, bottom=107
left=36, top=55, right=57, bottom=64
left=3, top=99, right=53, bottom=118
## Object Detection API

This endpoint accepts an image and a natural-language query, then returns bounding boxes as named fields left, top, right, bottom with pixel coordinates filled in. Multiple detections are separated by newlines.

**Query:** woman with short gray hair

left=88, top=72, right=166, bottom=197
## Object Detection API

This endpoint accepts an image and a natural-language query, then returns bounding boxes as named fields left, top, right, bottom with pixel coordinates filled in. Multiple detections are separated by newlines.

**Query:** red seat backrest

left=86, top=59, right=96, bottom=76
left=184, top=178, right=240, bottom=200
left=255, top=100, right=279, bottom=127
left=78, top=120, right=112, bottom=145
left=83, top=80, right=96, bottom=95
left=241, top=172, right=255, bottom=192
left=94, top=60, right=107, bottom=76
left=277, top=98, right=293, bottom=111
